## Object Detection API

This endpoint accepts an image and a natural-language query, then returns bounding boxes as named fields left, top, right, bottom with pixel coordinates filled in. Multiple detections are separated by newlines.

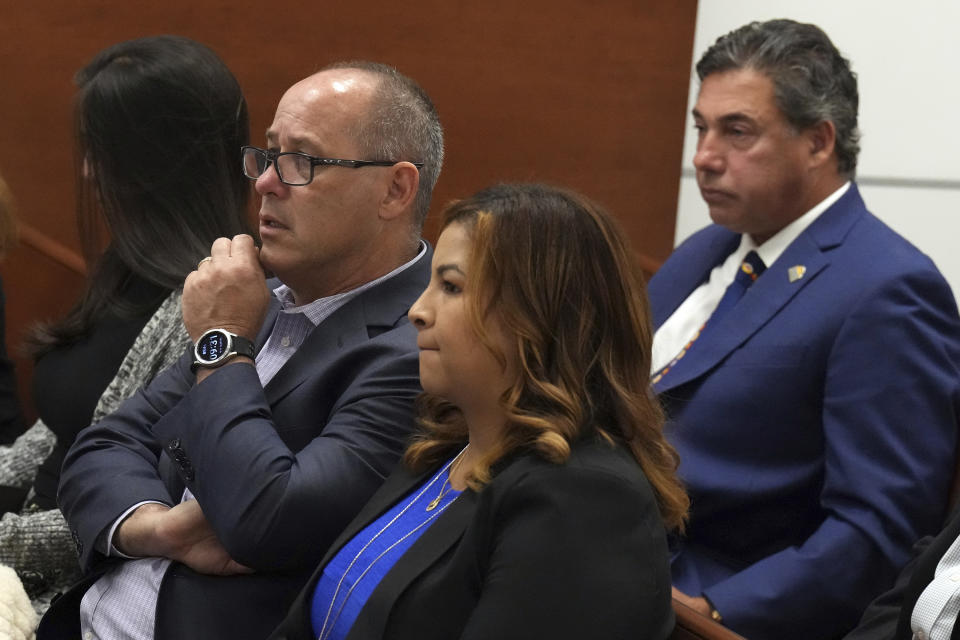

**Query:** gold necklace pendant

left=318, top=444, right=470, bottom=640
left=426, top=477, right=452, bottom=511
left=315, top=442, right=470, bottom=640
left=424, top=444, right=468, bottom=511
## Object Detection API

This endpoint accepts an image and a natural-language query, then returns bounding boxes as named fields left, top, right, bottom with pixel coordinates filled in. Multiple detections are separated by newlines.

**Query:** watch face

left=196, top=330, right=230, bottom=364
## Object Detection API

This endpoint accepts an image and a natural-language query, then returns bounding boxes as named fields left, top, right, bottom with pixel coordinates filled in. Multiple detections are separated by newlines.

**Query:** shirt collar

left=746, top=181, right=851, bottom=267
left=271, top=240, right=428, bottom=327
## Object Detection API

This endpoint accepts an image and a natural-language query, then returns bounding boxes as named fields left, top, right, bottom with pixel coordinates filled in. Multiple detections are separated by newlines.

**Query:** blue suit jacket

left=649, top=184, right=960, bottom=640
left=46, top=249, right=431, bottom=640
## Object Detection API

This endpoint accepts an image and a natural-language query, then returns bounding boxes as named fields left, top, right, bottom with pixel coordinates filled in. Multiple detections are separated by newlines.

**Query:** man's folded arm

left=149, top=334, right=421, bottom=571
left=58, top=348, right=195, bottom=572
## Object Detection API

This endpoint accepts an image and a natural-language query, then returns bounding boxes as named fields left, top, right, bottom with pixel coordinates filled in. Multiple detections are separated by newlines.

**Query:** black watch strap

left=192, top=329, right=256, bottom=373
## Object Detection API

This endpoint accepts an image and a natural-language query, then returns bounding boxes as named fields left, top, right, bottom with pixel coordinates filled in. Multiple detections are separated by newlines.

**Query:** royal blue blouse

left=310, top=455, right=463, bottom=640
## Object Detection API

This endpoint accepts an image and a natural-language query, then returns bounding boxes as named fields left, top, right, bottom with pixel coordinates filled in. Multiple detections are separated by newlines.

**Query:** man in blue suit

left=651, top=20, right=960, bottom=640
left=43, top=62, right=443, bottom=640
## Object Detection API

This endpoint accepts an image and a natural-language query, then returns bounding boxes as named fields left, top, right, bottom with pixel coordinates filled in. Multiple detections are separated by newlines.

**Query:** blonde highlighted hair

left=405, top=183, right=687, bottom=531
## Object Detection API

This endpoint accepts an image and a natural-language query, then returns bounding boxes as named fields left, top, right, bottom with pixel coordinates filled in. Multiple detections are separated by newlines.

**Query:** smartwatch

left=192, top=328, right=255, bottom=372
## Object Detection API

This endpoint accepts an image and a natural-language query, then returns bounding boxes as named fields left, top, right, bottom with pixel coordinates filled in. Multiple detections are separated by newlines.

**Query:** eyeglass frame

left=241, top=145, right=424, bottom=187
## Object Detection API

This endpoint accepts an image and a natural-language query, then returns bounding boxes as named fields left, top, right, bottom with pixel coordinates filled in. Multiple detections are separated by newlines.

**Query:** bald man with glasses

left=41, top=61, right=443, bottom=640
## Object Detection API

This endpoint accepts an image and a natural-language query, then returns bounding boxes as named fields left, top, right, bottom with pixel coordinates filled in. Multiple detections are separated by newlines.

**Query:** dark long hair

left=405, top=183, right=688, bottom=531
left=29, top=35, right=251, bottom=355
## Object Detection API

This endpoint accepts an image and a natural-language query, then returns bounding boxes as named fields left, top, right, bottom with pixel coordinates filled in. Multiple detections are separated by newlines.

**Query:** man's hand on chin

left=182, top=234, right=270, bottom=343
left=114, top=500, right=252, bottom=576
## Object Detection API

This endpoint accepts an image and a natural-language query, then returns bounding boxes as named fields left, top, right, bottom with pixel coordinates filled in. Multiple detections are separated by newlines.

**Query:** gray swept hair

left=322, top=60, right=444, bottom=231
left=696, top=19, right=860, bottom=177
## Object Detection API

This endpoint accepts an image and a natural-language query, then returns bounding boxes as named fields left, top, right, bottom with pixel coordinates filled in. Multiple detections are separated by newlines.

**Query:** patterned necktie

left=652, top=250, right=766, bottom=385
left=704, top=250, right=766, bottom=329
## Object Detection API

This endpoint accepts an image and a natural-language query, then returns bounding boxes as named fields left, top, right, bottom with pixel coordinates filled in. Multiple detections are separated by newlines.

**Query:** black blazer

left=844, top=506, right=960, bottom=640
left=270, top=438, right=675, bottom=640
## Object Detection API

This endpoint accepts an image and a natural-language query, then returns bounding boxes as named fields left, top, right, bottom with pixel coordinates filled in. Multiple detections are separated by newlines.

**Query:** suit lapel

left=261, top=245, right=432, bottom=406
left=656, top=235, right=828, bottom=393
left=262, top=301, right=368, bottom=405
left=271, top=464, right=436, bottom=639
left=348, top=482, right=477, bottom=640
left=327, top=464, right=436, bottom=564
left=655, top=184, right=866, bottom=394
left=256, top=297, right=281, bottom=350
left=278, top=457, right=474, bottom=640
left=651, top=232, right=740, bottom=328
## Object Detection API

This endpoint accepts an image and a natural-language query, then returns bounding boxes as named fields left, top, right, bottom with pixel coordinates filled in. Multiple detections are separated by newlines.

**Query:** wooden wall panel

left=0, top=2, right=697, bottom=422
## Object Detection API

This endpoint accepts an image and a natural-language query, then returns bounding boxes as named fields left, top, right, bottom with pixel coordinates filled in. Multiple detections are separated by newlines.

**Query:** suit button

left=168, top=438, right=182, bottom=451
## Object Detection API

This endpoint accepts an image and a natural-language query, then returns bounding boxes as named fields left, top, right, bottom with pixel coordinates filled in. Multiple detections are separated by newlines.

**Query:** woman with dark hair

left=0, top=34, right=250, bottom=609
left=271, top=183, right=687, bottom=640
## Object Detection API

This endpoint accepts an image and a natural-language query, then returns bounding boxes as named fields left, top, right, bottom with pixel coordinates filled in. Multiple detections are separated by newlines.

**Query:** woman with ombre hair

left=271, top=183, right=687, bottom=640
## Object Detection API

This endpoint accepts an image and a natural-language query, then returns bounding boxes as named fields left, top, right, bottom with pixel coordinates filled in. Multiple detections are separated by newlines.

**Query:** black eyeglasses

left=241, top=145, right=424, bottom=187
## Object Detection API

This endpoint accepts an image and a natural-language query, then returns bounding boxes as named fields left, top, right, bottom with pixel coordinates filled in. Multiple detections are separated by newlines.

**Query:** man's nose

left=254, top=162, right=286, bottom=196
left=693, top=136, right=724, bottom=174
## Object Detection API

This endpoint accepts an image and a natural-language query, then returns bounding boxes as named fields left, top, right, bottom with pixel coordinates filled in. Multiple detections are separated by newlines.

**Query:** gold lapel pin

left=788, top=265, right=807, bottom=283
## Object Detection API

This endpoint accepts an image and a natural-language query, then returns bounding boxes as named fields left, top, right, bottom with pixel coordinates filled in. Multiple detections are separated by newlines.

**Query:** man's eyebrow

left=718, top=112, right=758, bottom=126
left=263, top=131, right=318, bottom=151
left=692, top=108, right=758, bottom=126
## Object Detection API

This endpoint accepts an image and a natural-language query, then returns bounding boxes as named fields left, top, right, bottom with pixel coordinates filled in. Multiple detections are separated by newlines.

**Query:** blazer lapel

left=347, top=487, right=477, bottom=640
left=262, top=301, right=369, bottom=405
left=655, top=184, right=865, bottom=394
left=271, top=464, right=437, bottom=640
left=256, top=297, right=281, bottom=351
left=274, top=456, right=473, bottom=640
left=328, top=464, right=436, bottom=562
left=262, top=244, right=432, bottom=406
left=651, top=232, right=740, bottom=328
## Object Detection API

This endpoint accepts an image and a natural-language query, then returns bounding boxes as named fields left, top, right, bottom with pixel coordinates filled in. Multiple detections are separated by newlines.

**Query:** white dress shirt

left=911, top=532, right=960, bottom=639
left=651, top=182, right=850, bottom=374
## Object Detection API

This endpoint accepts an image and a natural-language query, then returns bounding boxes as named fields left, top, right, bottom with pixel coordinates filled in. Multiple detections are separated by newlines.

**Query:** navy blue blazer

left=44, top=248, right=431, bottom=640
left=649, top=184, right=960, bottom=640
left=269, top=439, right=674, bottom=640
